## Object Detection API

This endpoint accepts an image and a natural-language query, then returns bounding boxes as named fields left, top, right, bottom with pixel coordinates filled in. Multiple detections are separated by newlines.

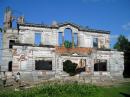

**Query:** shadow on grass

left=120, top=92, right=130, bottom=97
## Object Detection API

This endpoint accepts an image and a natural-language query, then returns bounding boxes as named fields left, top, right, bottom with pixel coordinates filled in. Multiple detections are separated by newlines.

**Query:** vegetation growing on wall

left=64, top=41, right=72, bottom=48
left=63, top=60, right=77, bottom=76
left=0, top=28, right=2, bottom=32
left=63, top=60, right=86, bottom=76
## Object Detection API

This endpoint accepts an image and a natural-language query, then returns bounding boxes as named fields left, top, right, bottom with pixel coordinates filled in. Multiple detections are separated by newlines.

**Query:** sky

left=0, top=0, right=130, bottom=48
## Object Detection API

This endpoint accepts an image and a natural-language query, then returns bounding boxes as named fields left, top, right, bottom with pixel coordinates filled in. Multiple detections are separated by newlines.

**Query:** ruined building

left=1, top=8, right=124, bottom=82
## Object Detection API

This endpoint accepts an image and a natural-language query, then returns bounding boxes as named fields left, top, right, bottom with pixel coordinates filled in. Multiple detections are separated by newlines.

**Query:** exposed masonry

left=1, top=8, right=124, bottom=83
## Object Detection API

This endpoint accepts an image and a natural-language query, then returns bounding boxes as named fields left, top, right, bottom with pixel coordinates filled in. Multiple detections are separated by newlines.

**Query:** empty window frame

left=9, top=40, right=15, bottom=48
left=74, top=33, right=78, bottom=47
left=93, top=38, right=98, bottom=48
left=8, top=61, right=12, bottom=71
left=0, top=33, right=2, bottom=49
left=35, top=60, right=52, bottom=70
left=94, top=59, right=107, bottom=71
left=58, top=32, right=63, bottom=47
left=35, top=33, right=41, bottom=46
left=64, top=28, right=72, bottom=42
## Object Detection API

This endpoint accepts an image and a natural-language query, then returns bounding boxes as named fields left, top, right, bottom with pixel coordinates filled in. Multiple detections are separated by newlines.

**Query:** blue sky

left=0, top=0, right=130, bottom=48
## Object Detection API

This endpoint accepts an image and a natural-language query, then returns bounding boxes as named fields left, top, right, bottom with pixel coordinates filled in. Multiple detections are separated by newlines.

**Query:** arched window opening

left=64, top=28, right=72, bottom=43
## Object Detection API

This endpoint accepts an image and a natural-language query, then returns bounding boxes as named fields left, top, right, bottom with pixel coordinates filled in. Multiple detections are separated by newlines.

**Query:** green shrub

left=64, top=40, right=72, bottom=48
left=63, top=60, right=77, bottom=76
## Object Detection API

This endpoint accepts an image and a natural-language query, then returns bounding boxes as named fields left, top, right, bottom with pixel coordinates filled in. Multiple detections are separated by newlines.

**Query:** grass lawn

left=0, top=82, right=130, bottom=97
left=96, top=82, right=130, bottom=97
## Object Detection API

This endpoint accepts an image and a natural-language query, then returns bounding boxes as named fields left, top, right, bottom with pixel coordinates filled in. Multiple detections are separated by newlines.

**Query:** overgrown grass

left=0, top=83, right=99, bottom=97
left=0, top=82, right=130, bottom=97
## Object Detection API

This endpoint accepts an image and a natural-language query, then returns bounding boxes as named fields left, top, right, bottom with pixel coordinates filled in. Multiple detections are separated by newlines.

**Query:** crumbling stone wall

left=1, top=8, right=124, bottom=82
left=12, top=46, right=56, bottom=81
left=18, top=24, right=110, bottom=49
left=94, top=50, right=124, bottom=77
left=2, top=22, right=124, bottom=82
left=2, top=29, right=18, bottom=71
left=19, top=26, right=58, bottom=46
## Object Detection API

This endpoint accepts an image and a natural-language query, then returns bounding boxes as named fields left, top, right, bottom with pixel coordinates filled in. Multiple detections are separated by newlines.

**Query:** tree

left=0, top=28, right=2, bottom=32
left=63, top=60, right=77, bottom=76
left=113, top=35, right=130, bottom=51
left=64, top=41, right=72, bottom=48
left=114, top=35, right=130, bottom=77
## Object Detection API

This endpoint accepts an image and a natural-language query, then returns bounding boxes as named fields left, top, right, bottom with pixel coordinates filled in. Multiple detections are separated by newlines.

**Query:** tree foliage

left=63, top=60, right=77, bottom=76
left=113, top=35, right=130, bottom=51
left=64, top=41, right=72, bottom=48
left=0, top=28, right=2, bottom=32
left=63, top=60, right=87, bottom=76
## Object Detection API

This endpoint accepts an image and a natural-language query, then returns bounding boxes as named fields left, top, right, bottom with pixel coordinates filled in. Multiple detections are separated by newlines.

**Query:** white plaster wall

left=19, top=25, right=110, bottom=48
left=78, top=31, right=110, bottom=48
left=19, top=27, right=59, bottom=46
left=19, top=30, right=35, bottom=44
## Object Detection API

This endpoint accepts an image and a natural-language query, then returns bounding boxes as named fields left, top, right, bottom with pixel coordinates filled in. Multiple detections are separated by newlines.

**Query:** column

left=72, top=32, right=74, bottom=48
left=62, top=32, right=64, bottom=46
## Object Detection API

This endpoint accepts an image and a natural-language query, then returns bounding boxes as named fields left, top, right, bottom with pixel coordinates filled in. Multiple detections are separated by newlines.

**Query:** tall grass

left=0, top=83, right=99, bottom=97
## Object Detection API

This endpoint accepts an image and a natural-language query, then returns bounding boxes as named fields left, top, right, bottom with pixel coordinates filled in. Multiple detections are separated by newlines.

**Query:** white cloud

left=122, top=22, right=130, bottom=31
left=110, top=35, right=119, bottom=39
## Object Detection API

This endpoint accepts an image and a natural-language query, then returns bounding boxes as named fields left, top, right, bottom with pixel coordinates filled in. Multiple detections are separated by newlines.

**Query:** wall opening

left=58, top=32, right=63, bottom=47
left=63, top=60, right=77, bottom=76
left=8, top=61, right=12, bottom=71
left=63, top=59, right=86, bottom=76
left=35, top=60, right=52, bottom=70
left=93, top=37, right=98, bottom=48
left=64, top=28, right=72, bottom=42
left=35, top=33, right=41, bottom=46
left=94, top=59, right=107, bottom=71
left=12, top=19, right=17, bottom=29
left=9, top=40, right=15, bottom=48
left=76, top=59, right=86, bottom=73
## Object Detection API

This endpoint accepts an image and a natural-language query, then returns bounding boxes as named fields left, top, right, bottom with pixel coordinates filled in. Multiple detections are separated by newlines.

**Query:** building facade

left=1, top=8, right=124, bottom=82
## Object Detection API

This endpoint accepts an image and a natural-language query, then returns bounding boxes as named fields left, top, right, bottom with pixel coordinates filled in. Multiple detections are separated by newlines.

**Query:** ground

left=0, top=79, right=130, bottom=97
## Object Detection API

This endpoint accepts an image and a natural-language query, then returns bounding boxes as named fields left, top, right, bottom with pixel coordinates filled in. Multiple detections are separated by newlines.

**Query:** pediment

left=58, top=23, right=79, bottom=33
left=58, top=22, right=80, bottom=30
